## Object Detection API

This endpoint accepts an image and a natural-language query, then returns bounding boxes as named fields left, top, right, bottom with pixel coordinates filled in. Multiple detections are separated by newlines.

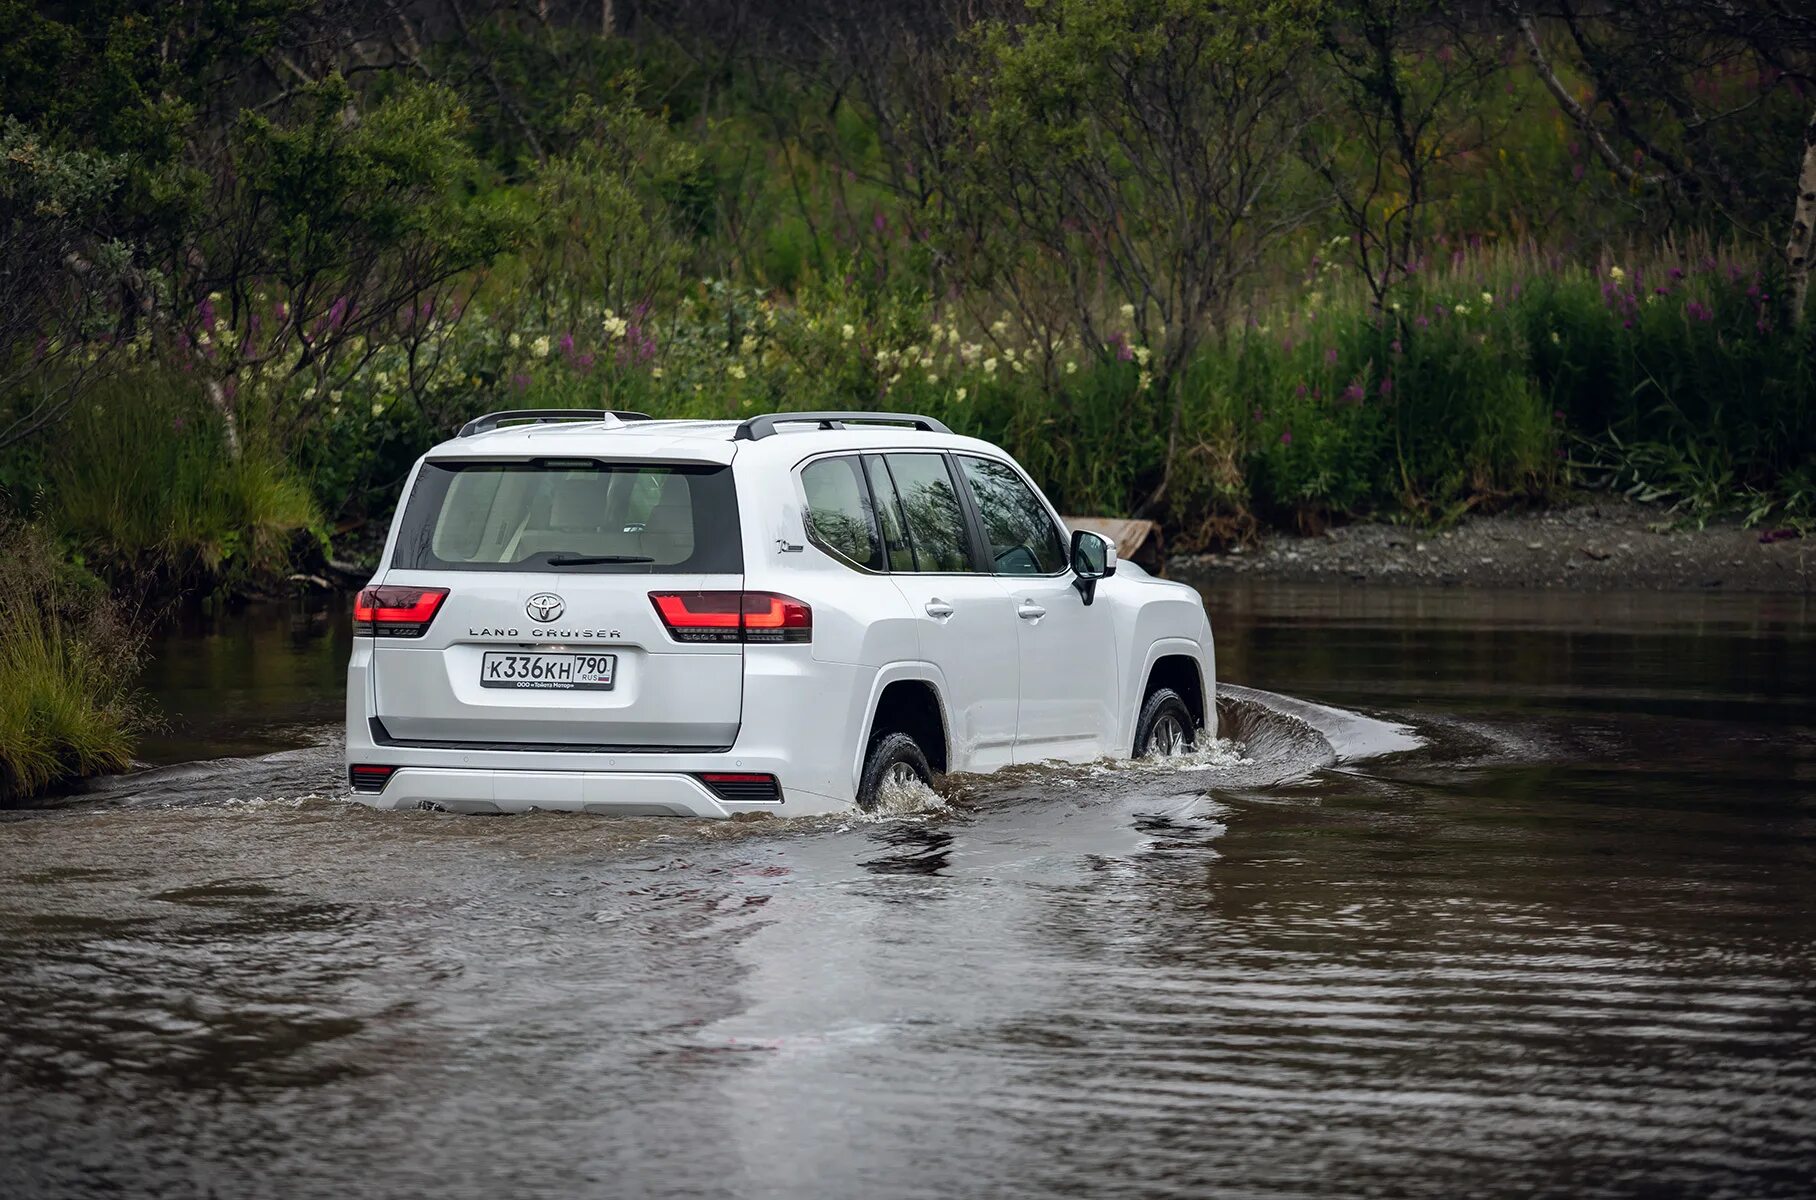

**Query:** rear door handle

left=924, top=600, right=955, bottom=620
left=1017, top=602, right=1047, bottom=621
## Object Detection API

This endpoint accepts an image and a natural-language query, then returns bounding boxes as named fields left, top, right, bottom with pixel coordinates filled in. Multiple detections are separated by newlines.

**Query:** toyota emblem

left=525, top=592, right=565, bottom=623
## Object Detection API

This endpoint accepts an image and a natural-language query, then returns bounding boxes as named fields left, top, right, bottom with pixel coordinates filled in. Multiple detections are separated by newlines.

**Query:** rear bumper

left=351, top=767, right=830, bottom=818
left=345, top=643, right=870, bottom=817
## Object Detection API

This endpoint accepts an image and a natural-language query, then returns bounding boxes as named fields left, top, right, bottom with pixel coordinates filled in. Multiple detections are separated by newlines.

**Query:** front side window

left=957, top=455, right=1067, bottom=575
left=877, top=453, right=975, bottom=572
left=800, top=456, right=883, bottom=570
left=391, top=460, right=741, bottom=573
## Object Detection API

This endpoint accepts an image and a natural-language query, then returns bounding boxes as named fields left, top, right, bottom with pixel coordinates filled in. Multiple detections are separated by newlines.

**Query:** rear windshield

left=391, top=460, right=742, bottom=573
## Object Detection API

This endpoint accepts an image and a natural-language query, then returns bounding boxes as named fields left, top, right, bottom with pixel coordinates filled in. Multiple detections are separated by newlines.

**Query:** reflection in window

left=801, top=456, right=882, bottom=570
left=864, top=455, right=917, bottom=572
left=957, top=456, right=1066, bottom=574
left=883, top=453, right=974, bottom=572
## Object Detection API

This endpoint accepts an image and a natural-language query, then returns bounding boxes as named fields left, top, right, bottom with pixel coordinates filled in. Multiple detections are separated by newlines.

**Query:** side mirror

left=1070, top=529, right=1117, bottom=604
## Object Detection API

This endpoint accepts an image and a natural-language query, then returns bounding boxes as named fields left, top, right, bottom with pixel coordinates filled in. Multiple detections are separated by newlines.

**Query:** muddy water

left=3, top=585, right=1813, bottom=1198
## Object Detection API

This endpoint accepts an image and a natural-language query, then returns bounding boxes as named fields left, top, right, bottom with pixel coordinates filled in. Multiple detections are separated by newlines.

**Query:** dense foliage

left=1, top=0, right=1814, bottom=790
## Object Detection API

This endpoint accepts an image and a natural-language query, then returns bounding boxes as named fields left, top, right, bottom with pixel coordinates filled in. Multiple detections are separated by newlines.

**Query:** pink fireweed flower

left=1279, top=429, right=1293, bottom=445
left=1378, top=377, right=1393, bottom=397
left=1324, top=347, right=1339, bottom=366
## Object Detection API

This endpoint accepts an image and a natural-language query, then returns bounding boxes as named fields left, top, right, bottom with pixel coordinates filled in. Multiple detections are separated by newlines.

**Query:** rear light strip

left=650, top=591, right=811, bottom=644
left=354, top=586, right=449, bottom=638
left=697, top=772, right=783, bottom=803
left=349, top=764, right=398, bottom=793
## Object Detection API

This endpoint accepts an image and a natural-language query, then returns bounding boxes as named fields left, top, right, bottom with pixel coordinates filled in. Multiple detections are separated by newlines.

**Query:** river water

left=3, top=584, right=1813, bottom=1198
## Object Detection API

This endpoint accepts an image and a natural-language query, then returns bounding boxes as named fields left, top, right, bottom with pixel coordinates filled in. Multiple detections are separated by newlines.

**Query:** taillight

left=353, top=586, right=449, bottom=638
left=649, top=591, right=811, bottom=644
left=349, top=764, right=397, bottom=793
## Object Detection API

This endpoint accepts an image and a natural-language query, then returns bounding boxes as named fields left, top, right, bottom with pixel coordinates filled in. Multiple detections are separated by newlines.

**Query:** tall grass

left=39, top=373, right=321, bottom=585
left=0, top=523, right=149, bottom=803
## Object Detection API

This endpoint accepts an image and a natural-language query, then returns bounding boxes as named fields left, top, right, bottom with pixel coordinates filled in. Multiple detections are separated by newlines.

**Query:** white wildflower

left=531, top=335, right=550, bottom=359
left=841, top=323, right=855, bottom=341
left=1119, top=302, right=1136, bottom=319
left=983, top=357, right=998, bottom=375
left=729, top=363, right=747, bottom=380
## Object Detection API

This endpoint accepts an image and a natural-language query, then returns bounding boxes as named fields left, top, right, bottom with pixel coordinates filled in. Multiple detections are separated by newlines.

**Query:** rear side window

left=391, top=461, right=742, bottom=573
left=957, top=455, right=1067, bottom=574
left=800, top=456, right=882, bottom=570
left=863, top=455, right=916, bottom=572
left=879, top=453, right=975, bottom=572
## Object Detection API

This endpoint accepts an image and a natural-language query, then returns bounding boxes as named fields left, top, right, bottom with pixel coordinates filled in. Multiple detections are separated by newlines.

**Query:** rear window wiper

left=544, top=553, right=657, bottom=566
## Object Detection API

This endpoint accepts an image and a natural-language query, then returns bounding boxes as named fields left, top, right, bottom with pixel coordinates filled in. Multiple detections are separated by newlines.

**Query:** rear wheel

left=858, top=731, right=933, bottom=811
left=1134, top=687, right=1194, bottom=758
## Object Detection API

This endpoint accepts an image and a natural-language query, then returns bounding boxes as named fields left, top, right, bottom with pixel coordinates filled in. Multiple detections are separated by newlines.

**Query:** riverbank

left=1172, top=500, right=1812, bottom=593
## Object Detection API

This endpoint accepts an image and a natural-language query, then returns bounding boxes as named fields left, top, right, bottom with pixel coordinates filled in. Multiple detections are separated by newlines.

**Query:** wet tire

left=857, top=731, right=933, bottom=811
left=1134, top=688, right=1195, bottom=758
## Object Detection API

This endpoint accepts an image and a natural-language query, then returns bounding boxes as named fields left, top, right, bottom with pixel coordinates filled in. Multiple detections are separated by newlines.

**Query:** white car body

left=345, top=411, right=1215, bottom=816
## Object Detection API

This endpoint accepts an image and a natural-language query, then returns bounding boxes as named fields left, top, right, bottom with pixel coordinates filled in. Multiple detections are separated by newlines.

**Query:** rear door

left=371, top=457, right=744, bottom=748
left=954, top=454, right=1118, bottom=762
left=866, top=452, right=1019, bottom=772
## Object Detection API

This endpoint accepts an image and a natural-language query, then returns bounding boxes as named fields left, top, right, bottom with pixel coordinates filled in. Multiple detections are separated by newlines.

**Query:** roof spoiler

left=457, top=409, right=654, bottom=438
left=733, top=411, right=952, bottom=441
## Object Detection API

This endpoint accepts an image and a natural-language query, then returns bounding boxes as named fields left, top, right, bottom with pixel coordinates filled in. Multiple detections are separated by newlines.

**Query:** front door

left=954, top=454, right=1118, bottom=762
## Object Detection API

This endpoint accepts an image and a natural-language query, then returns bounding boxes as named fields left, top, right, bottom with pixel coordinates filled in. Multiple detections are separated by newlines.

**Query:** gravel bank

left=1171, top=501, right=1812, bottom=593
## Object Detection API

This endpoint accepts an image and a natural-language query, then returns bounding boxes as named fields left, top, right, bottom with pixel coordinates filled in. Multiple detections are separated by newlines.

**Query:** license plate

left=480, top=651, right=617, bottom=691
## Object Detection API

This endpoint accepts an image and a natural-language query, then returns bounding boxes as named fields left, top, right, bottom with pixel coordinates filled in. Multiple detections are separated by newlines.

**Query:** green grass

left=0, top=524, right=147, bottom=803
left=41, top=373, right=321, bottom=586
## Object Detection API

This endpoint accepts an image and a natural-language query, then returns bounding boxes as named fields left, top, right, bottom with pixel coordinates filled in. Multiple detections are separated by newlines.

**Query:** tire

left=1133, top=688, right=1195, bottom=758
left=857, top=731, right=934, bottom=811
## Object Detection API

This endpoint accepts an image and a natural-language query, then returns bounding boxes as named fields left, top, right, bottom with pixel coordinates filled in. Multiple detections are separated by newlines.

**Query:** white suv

left=345, top=410, right=1215, bottom=816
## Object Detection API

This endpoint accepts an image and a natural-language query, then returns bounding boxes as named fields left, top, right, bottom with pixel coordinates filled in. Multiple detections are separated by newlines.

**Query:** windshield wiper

left=544, top=553, right=656, bottom=566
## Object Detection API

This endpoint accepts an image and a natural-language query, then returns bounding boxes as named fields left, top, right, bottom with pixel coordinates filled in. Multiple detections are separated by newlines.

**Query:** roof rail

left=457, top=409, right=654, bottom=438
left=732, top=411, right=952, bottom=441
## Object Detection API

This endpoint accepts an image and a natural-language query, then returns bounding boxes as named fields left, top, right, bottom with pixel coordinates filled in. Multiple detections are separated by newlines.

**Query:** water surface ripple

left=2, top=585, right=1812, bottom=1198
